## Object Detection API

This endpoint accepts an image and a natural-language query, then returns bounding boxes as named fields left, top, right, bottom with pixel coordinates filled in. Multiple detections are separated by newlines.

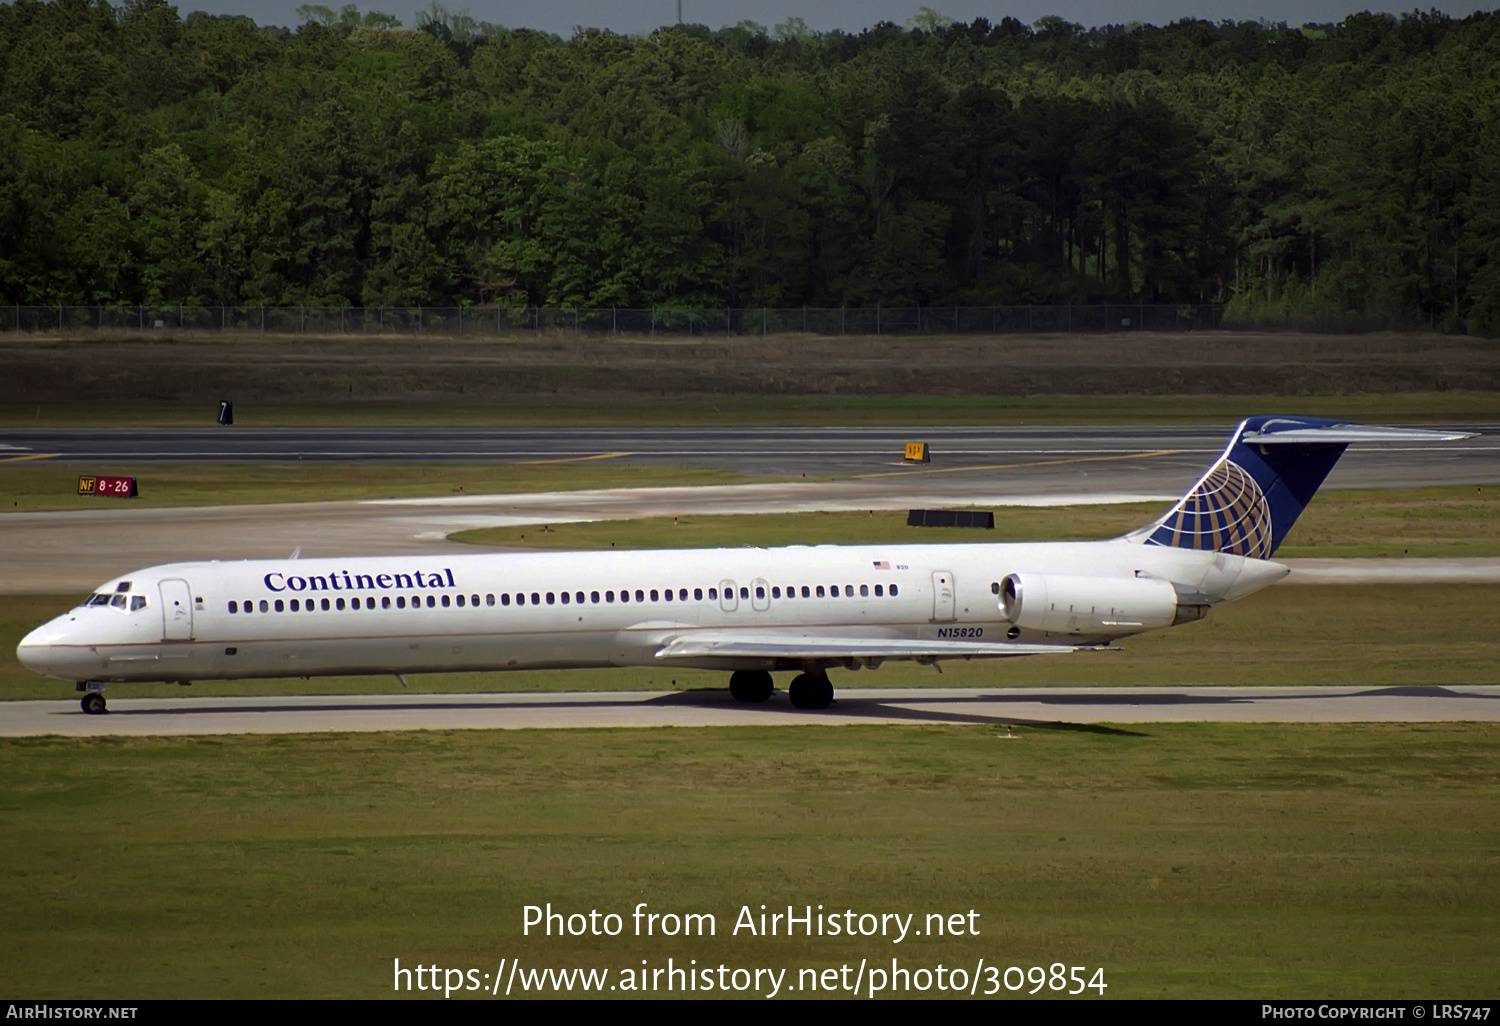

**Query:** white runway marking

left=5, top=686, right=1498, bottom=737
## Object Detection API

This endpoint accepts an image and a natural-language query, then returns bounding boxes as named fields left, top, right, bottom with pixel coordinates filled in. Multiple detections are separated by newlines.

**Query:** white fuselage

left=16, top=539, right=1287, bottom=685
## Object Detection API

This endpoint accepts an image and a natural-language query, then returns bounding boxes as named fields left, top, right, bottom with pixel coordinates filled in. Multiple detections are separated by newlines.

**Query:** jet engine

left=998, top=573, right=1207, bottom=635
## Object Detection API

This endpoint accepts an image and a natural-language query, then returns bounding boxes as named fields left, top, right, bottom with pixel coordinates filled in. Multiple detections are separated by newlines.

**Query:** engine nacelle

left=999, top=573, right=1195, bottom=635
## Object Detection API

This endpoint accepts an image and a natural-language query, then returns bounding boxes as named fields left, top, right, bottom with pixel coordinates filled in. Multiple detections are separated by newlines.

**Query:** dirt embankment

left=3, top=331, right=1496, bottom=402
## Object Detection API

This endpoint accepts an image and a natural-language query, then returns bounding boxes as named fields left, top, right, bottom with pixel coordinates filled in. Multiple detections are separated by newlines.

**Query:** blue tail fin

left=1136, top=415, right=1354, bottom=559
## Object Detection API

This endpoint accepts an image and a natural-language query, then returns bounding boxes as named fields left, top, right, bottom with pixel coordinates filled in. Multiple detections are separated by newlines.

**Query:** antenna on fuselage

left=289, top=546, right=301, bottom=560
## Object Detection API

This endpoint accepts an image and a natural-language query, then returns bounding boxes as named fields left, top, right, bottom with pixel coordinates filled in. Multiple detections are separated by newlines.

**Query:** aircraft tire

left=81, top=693, right=107, bottom=715
left=788, top=673, right=833, bottom=710
left=729, top=670, right=774, bottom=703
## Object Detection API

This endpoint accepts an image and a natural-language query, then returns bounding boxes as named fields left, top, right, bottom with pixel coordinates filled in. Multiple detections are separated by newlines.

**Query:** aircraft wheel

left=788, top=673, right=833, bottom=710
left=729, top=669, right=774, bottom=703
left=81, top=693, right=107, bottom=715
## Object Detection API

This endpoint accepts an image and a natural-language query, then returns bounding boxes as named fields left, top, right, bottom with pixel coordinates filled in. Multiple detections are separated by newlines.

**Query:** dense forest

left=1, top=1, right=1498, bottom=332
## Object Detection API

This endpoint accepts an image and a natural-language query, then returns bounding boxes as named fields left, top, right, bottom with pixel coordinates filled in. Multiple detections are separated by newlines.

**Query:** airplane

left=16, top=416, right=1473, bottom=715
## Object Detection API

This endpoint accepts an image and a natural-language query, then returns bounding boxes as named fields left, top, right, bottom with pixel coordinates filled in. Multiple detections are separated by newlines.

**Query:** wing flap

left=653, top=632, right=1092, bottom=662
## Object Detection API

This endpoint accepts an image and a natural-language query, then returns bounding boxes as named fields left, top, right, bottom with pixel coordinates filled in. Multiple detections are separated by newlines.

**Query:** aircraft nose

left=16, top=625, right=54, bottom=675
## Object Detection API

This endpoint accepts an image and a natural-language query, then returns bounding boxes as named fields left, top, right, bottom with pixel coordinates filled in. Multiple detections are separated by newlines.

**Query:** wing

left=653, top=631, right=1097, bottom=663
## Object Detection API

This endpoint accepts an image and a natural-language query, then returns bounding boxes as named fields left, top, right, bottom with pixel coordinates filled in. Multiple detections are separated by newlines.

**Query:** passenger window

left=383, top=596, right=391, bottom=609
left=228, top=601, right=238, bottom=614
left=991, top=581, right=1001, bottom=594
left=288, top=599, right=298, bottom=611
left=860, top=584, right=869, bottom=597
left=755, top=586, right=765, bottom=599
left=890, top=584, right=899, bottom=596
left=815, top=586, right=825, bottom=598
left=663, top=589, right=672, bottom=602
left=516, top=594, right=525, bottom=606
left=695, top=588, right=703, bottom=601
left=260, top=599, right=269, bottom=612
left=471, top=594, right=479, bottom=606
left=457, top=594, right=466, bottom=607
left=635, top=590, right=644, bottom=602
left=591, top=591, right=600, bottom=603
left=650, top=589, right=659, bottom=602
left=561, top=592, right=570, bottom=605
left=606, top=591, right=615, bottom=603
left=426, top=596, right=435, bottom=608
left=531, top=593, right=540, bottom=605
left=771, top=587, right=780, bottom=599
left=679, top=589, right=688, bottom=601
left=801, top=586, right=810, bottom=598
left=576, top=592, right=584, bottom=604
left=486, top=594, right=495, bottom=606
left=874, top=584, right=883, bottom=597
left=546, top=593, right=555, bottom=605
left=845, top=585, right=854, bottom=597
left=275, top=599, right=285, bottom=612
left=441, top=595, right=450, bottom=608
left=322, top=598, right=331, bottom=611
left=739, top=587, right=748, bottom=599
left=708, top=588, right=717, bottom=600
left=353, top=598, right=362, bottom=610
left=398, top=596, right=406, bottom=609
left=335, top=598, right=345, bottom=611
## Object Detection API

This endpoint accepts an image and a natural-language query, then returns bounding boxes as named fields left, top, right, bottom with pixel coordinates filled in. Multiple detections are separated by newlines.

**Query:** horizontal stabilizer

left=1241, top=425, right=1475, bottom=445
left=654, top=632, right=1091, bottom=662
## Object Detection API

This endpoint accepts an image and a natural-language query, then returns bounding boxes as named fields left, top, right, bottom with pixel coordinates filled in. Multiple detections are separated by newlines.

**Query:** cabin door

left=931, top=571, right=956, bottom=623
left=751, top=578, right=770, bottom=612
left=159, top=579, right=194, bottom=641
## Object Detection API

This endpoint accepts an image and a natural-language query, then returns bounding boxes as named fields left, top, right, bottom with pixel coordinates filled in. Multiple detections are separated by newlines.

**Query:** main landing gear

left=728, top=669, right=774, bottom=703
left=727, top=669, right=834, bottom=710
left=788, top=671, right=834, bottom=710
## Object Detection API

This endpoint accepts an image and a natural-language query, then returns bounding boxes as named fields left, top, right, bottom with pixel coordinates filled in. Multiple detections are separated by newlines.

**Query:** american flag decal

left=872, top=560, right=890, bottom=570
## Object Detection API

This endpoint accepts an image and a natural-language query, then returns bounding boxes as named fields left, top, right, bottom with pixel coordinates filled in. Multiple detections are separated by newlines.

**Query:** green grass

left=452, top=486, right=1500, bottom=558
left=5, top=392, right=1500, bottom=427
left=1, top=723, right=1496, bottom=998
left=6, top=583, right=1498, bottom=701
left=0, top=461, right=765, bottom=512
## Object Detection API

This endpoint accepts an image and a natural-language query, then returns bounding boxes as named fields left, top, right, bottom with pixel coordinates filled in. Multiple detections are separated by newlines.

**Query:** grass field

left=452, top=486, right=1500, bottom=559
left=5, top=582, right=1498, bottom=701
left=2, top=723, right=1496, bottom=998
left=4, top=392, right=1499, bottom=428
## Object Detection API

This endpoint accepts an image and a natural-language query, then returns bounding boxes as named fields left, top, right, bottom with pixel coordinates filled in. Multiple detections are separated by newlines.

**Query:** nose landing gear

left=79, top=689, right=107, bottom=715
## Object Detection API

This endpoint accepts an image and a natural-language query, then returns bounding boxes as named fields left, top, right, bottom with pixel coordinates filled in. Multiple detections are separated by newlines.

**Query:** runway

left=4, top=422, right=1498, bottom=483
left=5, top=685, right=1498, bottom=736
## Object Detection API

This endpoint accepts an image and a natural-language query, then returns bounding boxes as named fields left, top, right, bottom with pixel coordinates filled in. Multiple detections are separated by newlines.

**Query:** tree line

left=1, top=1, right=1497, bottom=333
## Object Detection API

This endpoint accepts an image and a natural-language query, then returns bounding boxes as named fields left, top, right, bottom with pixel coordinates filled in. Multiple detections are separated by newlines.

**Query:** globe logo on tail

left=1147, top=459, right=1274, bottom=559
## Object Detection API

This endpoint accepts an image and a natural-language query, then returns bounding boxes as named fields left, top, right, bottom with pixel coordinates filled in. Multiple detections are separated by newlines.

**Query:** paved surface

left=6, top=686, right=1499, bottom=736
left=3, top=423, right=1497, bottom=483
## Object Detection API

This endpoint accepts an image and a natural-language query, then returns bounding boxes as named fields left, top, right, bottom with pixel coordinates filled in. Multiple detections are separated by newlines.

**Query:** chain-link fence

left=0, top=303, right=1438, bottom=336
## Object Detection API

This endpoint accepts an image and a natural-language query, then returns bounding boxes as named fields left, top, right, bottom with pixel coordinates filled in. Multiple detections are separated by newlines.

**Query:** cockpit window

left=116, top=581, right=132, bottom=593
left=83, top=593, right=112, bottom=607
left=130, top=596, right=148, bottom=611
left=110, top=595, right=127, bottom=609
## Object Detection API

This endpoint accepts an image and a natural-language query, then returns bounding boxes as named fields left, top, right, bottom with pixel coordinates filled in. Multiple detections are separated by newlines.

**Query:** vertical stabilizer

left=1133, top=416, right=1353, bottom=558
